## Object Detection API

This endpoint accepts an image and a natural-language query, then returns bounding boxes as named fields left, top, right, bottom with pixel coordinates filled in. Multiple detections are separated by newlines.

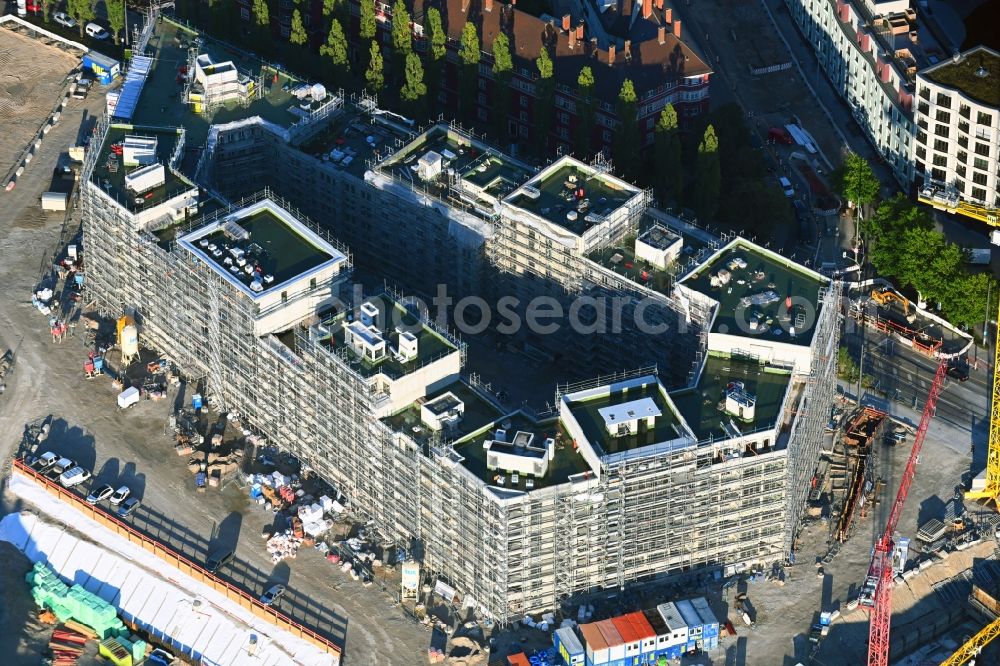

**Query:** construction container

left=124, top=163, right=165, bottom=194
left=655, top=602, right=689, bottom=659
left=553, top=626, right=584, bottom=666
left=691, top=597, right=720, bottom=638
left=41, top=191, right=69, bottom=211
left=117, top=387, right=140, bottom=409
left=579, top=623, right=609, bottom=665
left=82, top=52, right=120, bottom=85
left=595, top=619, right=625, bottom=665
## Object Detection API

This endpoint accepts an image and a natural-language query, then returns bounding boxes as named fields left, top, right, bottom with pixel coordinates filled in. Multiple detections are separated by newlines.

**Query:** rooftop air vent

left=975, top=65, right=989, bottom=78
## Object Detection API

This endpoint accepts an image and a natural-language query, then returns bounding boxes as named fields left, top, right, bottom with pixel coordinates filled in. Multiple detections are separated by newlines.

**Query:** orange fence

left=11, top=458, right=342, bottom=661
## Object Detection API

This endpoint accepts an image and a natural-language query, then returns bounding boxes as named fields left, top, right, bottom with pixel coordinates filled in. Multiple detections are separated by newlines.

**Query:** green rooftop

left=185, top=207, right=337, bottom=290
left=91, top=125, right=195, bottom=213
left=505, top=159, right=638, bottom=235
left=922, top=47, right=1000, bottom=108
left=669, top=354, right=792, bottom=442
left=453, top=413, right=594, bottom=492
left=565, top=380, right=688, bottom=456
left=383, top=381, right=504, bottom=447
left=682, top=240, right=828, bottom=346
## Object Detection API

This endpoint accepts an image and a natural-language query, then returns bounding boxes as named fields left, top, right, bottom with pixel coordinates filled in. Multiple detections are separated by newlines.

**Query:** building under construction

left=79, top=15, right=843, bottom=623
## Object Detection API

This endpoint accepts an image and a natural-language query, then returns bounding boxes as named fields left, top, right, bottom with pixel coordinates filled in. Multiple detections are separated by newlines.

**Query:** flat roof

left=91, top=125, right=196, bottom=213
left=638, top=225, right=682, bottom=250
left=378, top=126, right=533, bottom=203
left=299, top=108, right=415, bottom=177
left=669, top=354, right=792, bottom=442
left=564, top=380, right=689, bottom=457
left=179, top=199, right=344, bottom=298
left=598, top=397, right=661, bottom=427
left=504, top=156, right=639, bottom=235
left=554, top=626, right=584, bottom=653
left=452, top=413, right=593, bottom=493
left=921, top=46, right=1000, bottom=107
left=384, top=382, right=502, bottom=445
left=657, top=602, right=687, bottom=631
left=319, top=295, right=458, bottom=379
left=681, top=239, right=828, bottom=346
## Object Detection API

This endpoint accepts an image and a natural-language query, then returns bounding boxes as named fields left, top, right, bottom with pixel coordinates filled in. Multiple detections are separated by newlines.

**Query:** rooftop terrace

left=178, top=199, right=345, bottom=298
left=318, top=295, right=458, bottom=380
left=921, top=46, right=1000, bottom=107
left=504, top=157, right=640, bottom=236
left=91, top=125, right=196, bottom=213
left=299, top=108, right=415, bottom=177
left=681, top=239, right=828, bottom=346
left=669, top=354, right=792, bottom=442
left=377, top=126, right=534, bottom=204
left=383, top=381, right=504, bottom=448
left=452, top=413, right=594, bottom=493
left=564, top=379, right=691, bottom=457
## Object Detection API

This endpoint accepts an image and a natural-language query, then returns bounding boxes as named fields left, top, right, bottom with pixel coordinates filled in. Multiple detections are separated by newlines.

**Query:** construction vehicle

left=871, top=288, right=916, bottom=323
left=863, top=361, right=947, bottom=666
left=965, top=294, right=1000, bottom=509
left=919, top=184, right=1000, bottom=226
left=938, top=616, right=1000, bottom=665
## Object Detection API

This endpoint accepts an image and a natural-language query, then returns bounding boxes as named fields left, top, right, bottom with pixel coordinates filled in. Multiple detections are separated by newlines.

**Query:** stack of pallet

left=48, top=622, right=95, bottom=665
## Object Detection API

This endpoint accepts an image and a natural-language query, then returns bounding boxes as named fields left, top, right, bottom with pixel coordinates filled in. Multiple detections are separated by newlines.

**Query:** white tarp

left=0, top=474, right=337, bottom=666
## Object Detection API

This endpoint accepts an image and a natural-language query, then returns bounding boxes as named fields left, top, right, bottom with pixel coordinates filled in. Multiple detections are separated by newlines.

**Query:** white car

left=59, top=466, right=92, bottom=488
left=259, top=584, right=285, bottom=606
left=53, top=12, right=77, bottom=29
left=778, top=176, right=795, bottom=198
left=85, top=23, right=110, bottom=40
left=86, top=484, right=114, bottom=504
left=110, top=485, right=130, bottom=506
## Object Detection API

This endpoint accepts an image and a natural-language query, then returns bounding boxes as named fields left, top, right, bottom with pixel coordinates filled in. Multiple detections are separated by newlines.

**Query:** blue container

left=93, top=357, right=104, bottom=371
left=74, top=275, right=84, bottom=286
left=192, top=393, right=203, bottom=410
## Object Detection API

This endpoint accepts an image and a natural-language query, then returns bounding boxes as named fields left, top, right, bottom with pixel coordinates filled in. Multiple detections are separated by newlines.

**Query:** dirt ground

left=0, top=25, right=81, bottom=177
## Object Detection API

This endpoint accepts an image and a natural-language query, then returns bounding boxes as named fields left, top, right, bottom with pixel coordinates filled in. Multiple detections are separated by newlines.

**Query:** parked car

left=46, top=457, right=75, bottom=480
left=778, top=176, right=795, bottom=197
left=52, top=12, right=76, bottom=28
left=947, top=363, right=970, bottom=382
left=110, top=485, right=130, bottom=506
left=85, top=23, right=109, bottom=40
left=205, top=548, right=234, bottom=573
left=147, top=648, right=174, bottom=666
left=259, top=584, right=285, bottom=606
left=31, top=451, right=59, bottom=472
left=86, top=483, right=114, bottom=504
left=59, top=466, right=92, bottom=488
left=72, top=78, right=90, bottom=100
left=116, top=497, right=141, bottom=518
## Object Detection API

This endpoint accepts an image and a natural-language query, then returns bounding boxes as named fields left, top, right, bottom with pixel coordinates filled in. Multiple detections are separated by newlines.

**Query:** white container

left=117, top=386, right=140, bottom=409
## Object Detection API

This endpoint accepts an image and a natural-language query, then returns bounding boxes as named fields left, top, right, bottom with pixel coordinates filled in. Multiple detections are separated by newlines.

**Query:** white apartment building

left=914, top=46, right=1000, bottom=217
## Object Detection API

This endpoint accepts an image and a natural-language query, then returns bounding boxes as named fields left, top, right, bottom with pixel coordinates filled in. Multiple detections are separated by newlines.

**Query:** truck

left=117, top=386, right=140, bottom=409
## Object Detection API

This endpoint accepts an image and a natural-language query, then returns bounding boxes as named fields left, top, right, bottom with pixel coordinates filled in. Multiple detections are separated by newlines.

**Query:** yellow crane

left=965, top=296, right=1000, bottom=509
left=939, top=616, right=1000, bottom=665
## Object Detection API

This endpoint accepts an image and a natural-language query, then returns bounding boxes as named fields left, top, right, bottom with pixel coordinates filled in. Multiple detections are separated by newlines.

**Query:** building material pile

left=27, top=562, right=125, bottom=638
left=297, top=502, right=332, bottom=537
left=266, top=530, right=304, bottom=563
left=48, top=625, right=92, bottom=665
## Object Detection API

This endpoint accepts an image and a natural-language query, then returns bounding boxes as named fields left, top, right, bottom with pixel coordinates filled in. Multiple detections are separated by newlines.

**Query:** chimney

left=673, top=19, right=681, bottom=38
left=569, top=27, right=577, bottom=49
left=484, top=0, right=493, bottom=11
left=562, top=14, right=571, bottom=32
left=655, top=0, right=663, bottom=8
left=608, top=43, right=616, bottom=64
left=658, top=25, right=666, bottom=44
left=624, top=39, right=631, bottom=59
left=664, top=7, right=672, bottom=23
left=622, top=0, right=633, bottom=17
left=576, top=24, right=584, bottom=41
left=642, top=0, right=652, bottom=19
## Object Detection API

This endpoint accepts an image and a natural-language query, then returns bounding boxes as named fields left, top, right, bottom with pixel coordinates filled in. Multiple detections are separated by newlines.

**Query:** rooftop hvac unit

left=397, top=331, right=418, bottom=361
left=521, top=185, right=541, bottom=199
left=359, top=301, right=380, bottom=328
left=125, top=163, right=166, bottom=194
left=122, top=135, right=157, bottom=167
left=417, top=151, right=443, bottom=181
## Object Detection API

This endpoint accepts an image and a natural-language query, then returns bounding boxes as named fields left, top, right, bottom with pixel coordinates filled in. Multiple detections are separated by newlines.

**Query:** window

left=976, top=128, right=992, bottom=141
left=519, top=110, right=529, bottom=122
left=240, top=7, right=249, bottom=20
left=478, top=78, right=486, bottom=90
left=958, top=135, right=969, bottom=149
left=934, top=139, right=948, bottom=152
left=936, top=110, right=950, bottom=123
left=934, top=124, right=949, bottom=138
left=932, top=154, right=947, bottom=167
left=519, top=124, right=529, bottom=138
left=978, top=111, right=993, bottom=125
left=956, top=165, right=966, bottom=178
left=958, top=151, right=967, bottom=164
left=601, top=130, right=612, bottom=142
left=519, top=95, right=529, bottom=108
left=309, top=278, right=317, bottom=290
left=917, top=119, right=928, bottom=131
left=916, top=130, right=927, bottom=145
left=972, top=187, right=987, bottom=202
left=918, top=101, right=929, bottom=115
left=477, top=108, right=488, bottom=121
left=936, top=93, right=951, bottom=108
left=477, top=92, right=487, bottom=105
left=974, top=157, right=989, bottom=170
left=975, top=142, right=991, bottom=157
left=932, top=168, right=946, bottom=181
left=959, top=104, right=971, bottom=119
left=281, top=291, right=288, bottom=303
left=973, top=171, right=988, bottom=186
left=915, top=146, right=926, bottom=160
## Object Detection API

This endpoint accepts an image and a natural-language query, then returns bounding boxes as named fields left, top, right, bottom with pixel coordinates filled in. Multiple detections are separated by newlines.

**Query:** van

left=778, top=177, right=795, bottom=197
left=205, top=548, right=235, bottom=573
left=85, top=23, right=110, bottom=40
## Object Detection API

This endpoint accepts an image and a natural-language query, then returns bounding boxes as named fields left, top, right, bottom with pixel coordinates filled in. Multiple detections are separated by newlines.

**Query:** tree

left=360, top=0, right=376, bottom=41
left=492, top=32, right=513, bottom=145
left=942, top=272, right=997, bottom=329
left=105, top=0, right=125, bottom=45
left=693, top=124, right=721, bottom=220
left=576, top=66, right=595, bottom=157
left=391, top=0, right=411, bottom=54
left=41, top=0, right=58, bottom=22
left=614, top=79, right=638, bottom=180
left=67, top=0, right=95, bottom=37
left=842, top=152, right=880, bottom=219
left=289, top=9, right=307, bottom=46
left=400, top=52, right=427, bottom=119
left=863, top=194, right=933, bottom=279
left=534, top=48, right=554, bottom=157
left=319, top=18, right=350, bottom=83
left=458, top=22, right=480, bottom=123
left=425, top=8, right=446, bottom=115
left=365, top=40, right=384, bottom=93
left=252, top=0, right=271, bottom=48
left=654, top=104, right=682, bottom=205
left=322, top=0, right=338, bottom=16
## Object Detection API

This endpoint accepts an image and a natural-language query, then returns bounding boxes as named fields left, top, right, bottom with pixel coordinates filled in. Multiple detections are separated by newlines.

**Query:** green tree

left=289, top=9, right=307, bottom=46
left=252, top=0, right=271, bottom=48
left=105, top=0, right=125, bottom=45
left=41, top=0, right=58, bottom=22
left=459, top=22, right=480, bottom=123
left=365, top=40, right=384, bottom=92
left=576, top=66, right=595, bottom=157
left=400, top=52, right=427, bottom=119
left=67, top=0, right=95, bottom=37
left=614, top=79, right=638, bottom=180
left=425, top=8, right=446, bottom=115
left=391, top=0, right=411, bottom=54
left=319, top=18, right=350, bottom=83
left=654, top=104, right=682, bottom=205
left=863, top=194, right=933, bottom=279
left=894, top=226, right=964, bottom=305
left=360, top=0, right=376, bottom=40
left=534, top=48, right=554, bottom=157
left=693, top=124, right=721, bottom=220
left=942, top=272, right=997, bottom=329
left=842, top=152, right=880, bottom=219
left=491, top=32, right=513, bottom=145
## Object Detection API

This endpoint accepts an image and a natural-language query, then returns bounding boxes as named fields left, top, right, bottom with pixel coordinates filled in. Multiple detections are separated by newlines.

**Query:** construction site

left=4, top=6, right=1000, bottom=666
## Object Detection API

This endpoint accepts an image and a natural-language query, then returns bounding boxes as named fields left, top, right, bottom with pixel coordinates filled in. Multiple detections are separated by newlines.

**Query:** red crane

left=862, top=360, right=947, bottom=666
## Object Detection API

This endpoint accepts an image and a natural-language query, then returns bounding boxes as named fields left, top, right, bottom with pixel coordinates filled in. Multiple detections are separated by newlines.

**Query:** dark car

left=116, top=497, right=141, bottom=518
left=947, top=364, right=969, bottom=382
left=205, top=548, right=234, bottom=574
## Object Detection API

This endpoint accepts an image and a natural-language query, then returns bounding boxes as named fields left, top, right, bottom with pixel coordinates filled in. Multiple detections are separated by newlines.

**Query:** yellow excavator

left=871, top=288, right=916, bottom=323
left=946, top=299, right=1000, bottom=664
